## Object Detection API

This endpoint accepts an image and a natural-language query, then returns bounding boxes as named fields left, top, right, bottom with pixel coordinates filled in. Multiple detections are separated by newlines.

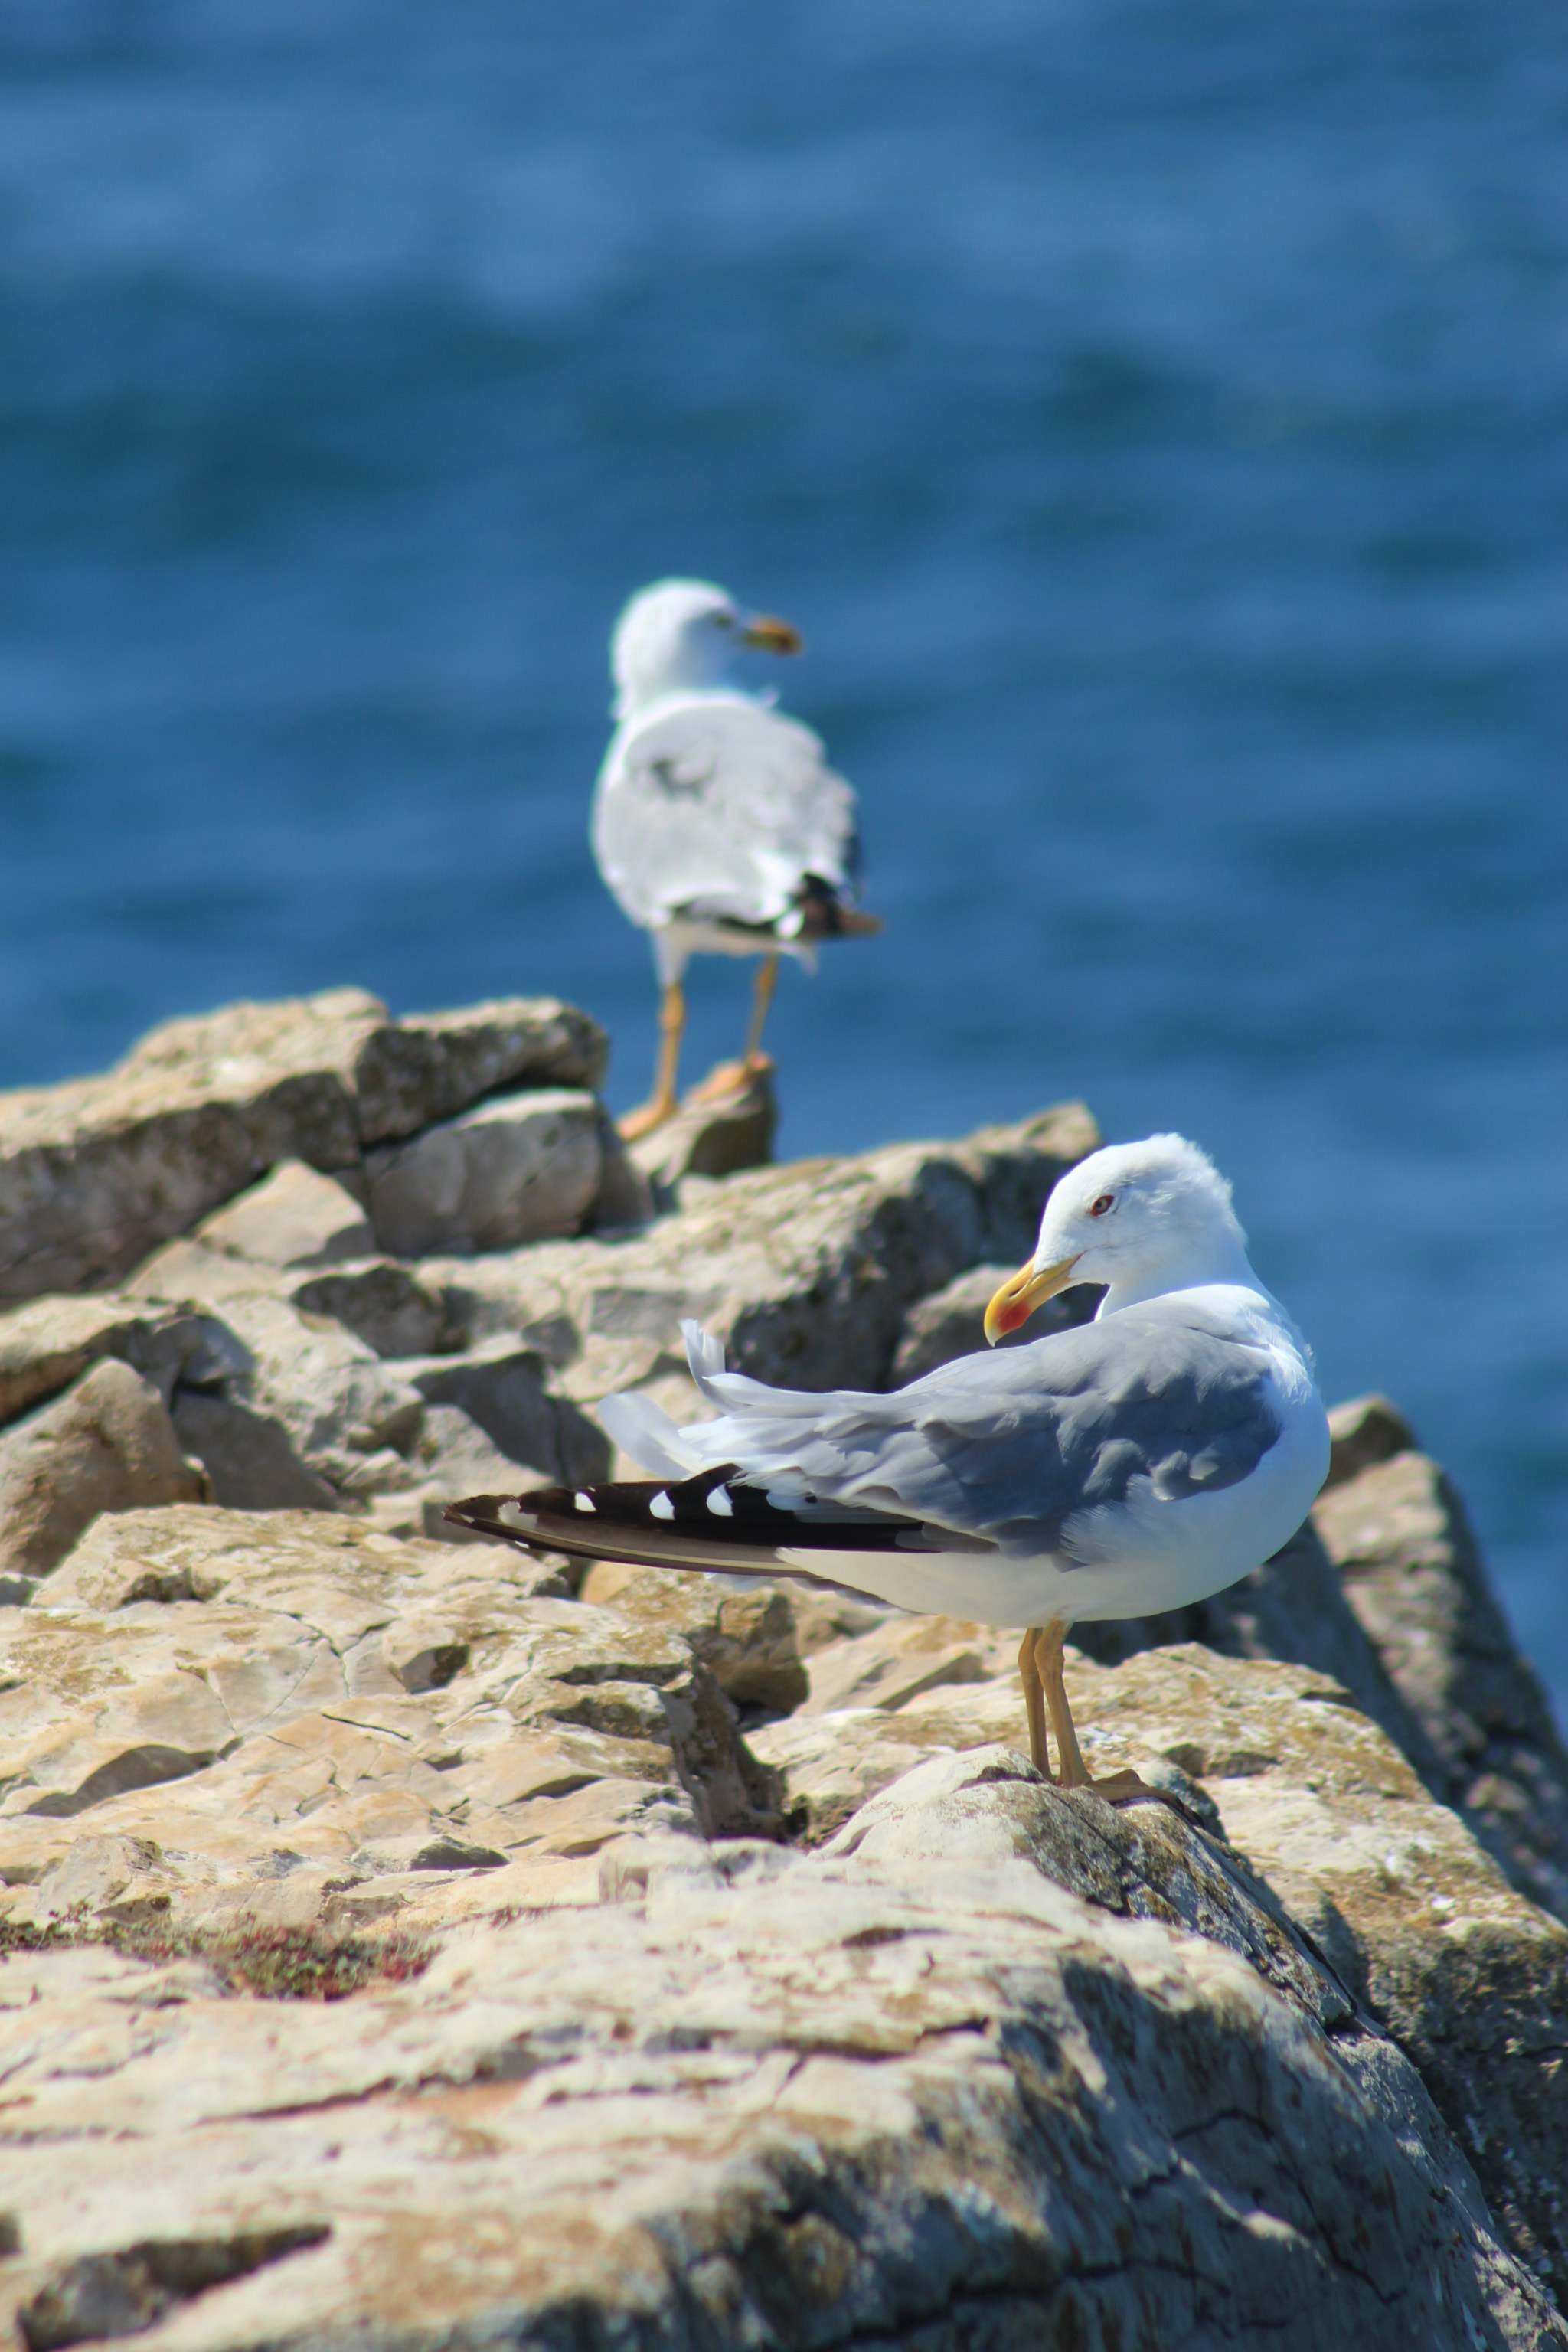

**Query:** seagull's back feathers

left=592, top=693, right=858, bottom=934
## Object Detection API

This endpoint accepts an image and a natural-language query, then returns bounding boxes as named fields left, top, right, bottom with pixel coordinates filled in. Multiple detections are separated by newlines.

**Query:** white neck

left=615, top=652, right=737, bottom=723
left=1098, top=1232, right=1260, bottom=1316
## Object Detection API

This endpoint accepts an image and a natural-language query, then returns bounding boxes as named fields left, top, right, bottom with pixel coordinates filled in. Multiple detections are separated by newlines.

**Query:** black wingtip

left=443, top=1490, right=557, bottom=1544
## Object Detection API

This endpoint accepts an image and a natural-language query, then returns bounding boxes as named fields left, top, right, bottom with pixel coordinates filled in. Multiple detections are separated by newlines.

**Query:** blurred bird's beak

left=984, top=1254, right=1080, bottom=1345
left=741, top=614, right=804, bottom=655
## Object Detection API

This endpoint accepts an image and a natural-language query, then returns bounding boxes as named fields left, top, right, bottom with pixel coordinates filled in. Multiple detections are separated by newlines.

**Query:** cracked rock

left=169, top=1393, right=341, bottom=1514
left=1, top=1757, right=1560, bottom=2351
left=751, top=1630, right=1568, bottom=2295
left=211, top=1294, right=426, bottom=1489
left=427, top=1097, right=1100, bottom=1411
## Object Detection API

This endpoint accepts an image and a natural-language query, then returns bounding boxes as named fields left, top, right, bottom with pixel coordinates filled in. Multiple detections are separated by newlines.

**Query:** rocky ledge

left=2, top=992, right=1566, bottom=2351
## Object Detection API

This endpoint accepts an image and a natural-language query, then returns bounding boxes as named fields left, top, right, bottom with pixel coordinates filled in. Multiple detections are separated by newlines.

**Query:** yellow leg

left=743, top=952, right=779, bottom=1069
left=618, top=982, right=686, bottom=1141
left=1018, top=1627, right=1054, bottom=1781
left=688, top=955, right=781, bottom=1106
left=1031, top=1619, right=1174, bottom=1808
left=1034, top=1621, right=1090, bottom=1787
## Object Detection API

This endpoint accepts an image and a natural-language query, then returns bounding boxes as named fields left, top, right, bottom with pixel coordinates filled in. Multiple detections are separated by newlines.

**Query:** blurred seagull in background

left=449, top=1135, right=1331, bottom=1802
left=592, top=578, right=881, bottom=1139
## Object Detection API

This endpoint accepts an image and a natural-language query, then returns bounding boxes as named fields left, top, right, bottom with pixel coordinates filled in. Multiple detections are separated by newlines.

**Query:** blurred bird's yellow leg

left=743, top=952, right=779, bottom=1068
left=618, top=982, right=686, bottom=1140
left=689, top=954, right=779, bottom=1104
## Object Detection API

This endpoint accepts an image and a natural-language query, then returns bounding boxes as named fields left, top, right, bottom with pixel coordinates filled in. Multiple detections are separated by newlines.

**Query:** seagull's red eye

left=1089, top=1194, right=1115, bottom=1218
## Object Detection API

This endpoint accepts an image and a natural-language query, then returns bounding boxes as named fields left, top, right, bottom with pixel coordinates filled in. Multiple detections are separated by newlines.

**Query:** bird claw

left=686, top=1055, right=772, bottom=1106
left=1083, top=1769, right=1193, bottom=1816
left=617, top=1098, right=678, bottom=1142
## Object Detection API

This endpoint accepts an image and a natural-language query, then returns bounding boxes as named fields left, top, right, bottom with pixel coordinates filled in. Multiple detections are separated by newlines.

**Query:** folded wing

left=632, top=1306, right=1284, bottom=1561
left=592, top=698, right=859, bottom=933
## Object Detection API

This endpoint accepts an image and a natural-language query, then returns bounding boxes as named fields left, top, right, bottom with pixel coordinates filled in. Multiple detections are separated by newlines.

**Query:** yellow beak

left=740, top=613, right=804, bottom=655
left=984, top=1253, right=1081, bottom=1345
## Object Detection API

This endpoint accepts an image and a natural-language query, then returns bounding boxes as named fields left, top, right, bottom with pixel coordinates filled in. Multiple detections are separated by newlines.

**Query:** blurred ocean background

left=1, top=2, right=1564, bottom=1706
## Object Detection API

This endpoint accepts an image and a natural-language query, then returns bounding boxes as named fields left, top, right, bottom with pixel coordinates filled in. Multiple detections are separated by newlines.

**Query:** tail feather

left=595, top=1387, right=701, bottom=1480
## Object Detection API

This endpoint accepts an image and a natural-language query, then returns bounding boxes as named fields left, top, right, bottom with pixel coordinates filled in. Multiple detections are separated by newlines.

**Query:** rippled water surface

left=2, top=1, right=1564, bottom=1707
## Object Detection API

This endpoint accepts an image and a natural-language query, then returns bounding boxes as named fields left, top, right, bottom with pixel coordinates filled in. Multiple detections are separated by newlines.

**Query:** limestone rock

left=364, top=1088, right=603, bottom=1257
left=364, top=1405, right=559, bottom=1547
left=578, top=1561, right=809, bottom=1713
left=1316, top=1448, right=1568, bottom=1922
left=4, top=1506, right=779, bottom=1922
left=348, top=996, right=608, bottom=1143
left=213, top=1294, right=426, bottom=1489
left=122, top=1236, right=288, bottom=1307
left=285, top=1259, right=458, bottom=1359
left=0, top=1361, right=208, bottom=1585
left=891, top=1261, right=1103, bottom=1384
left=0, top=990, right=606, bottom=1303
left=187, top=1158, right=372, bottom=1269
left=1080, top=1643, right=1568, bottom=2293
left=628, top=1064, right=779, bottom=1199
left=1325, top=1390, right=1419, bottom=1488
left=169, top=1393, right=341, bottom=1514
left=0, top=1759, right=1559, bottom=2350
left=0, top=990, right=372, bottom=1302
left=753, top=1634, right=1568, bottom=2293
left=585, top=1109, right=656, bottom=1232
left=799, top=1609, right=1010, bottom=1717
left=400, top=1337, right=611, bottom=1490
left=127, top=1239, right=459, bottom=1363
left=0, top=1292, right=243, bottom=1429
left=1187, top=1518, right=1446, bottom=1787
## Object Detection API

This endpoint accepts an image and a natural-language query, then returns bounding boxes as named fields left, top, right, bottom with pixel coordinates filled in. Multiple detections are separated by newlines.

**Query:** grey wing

left=681, top=1306, right=1282, bottom=1558
left=591, top=699, right=858, bottom=931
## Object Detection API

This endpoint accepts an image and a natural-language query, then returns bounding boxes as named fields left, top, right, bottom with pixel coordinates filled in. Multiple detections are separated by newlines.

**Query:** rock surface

left=1316, top=1441, right=1568, bottom=1925
left=2, top=1741, right=1563, bottom=2351
left=364, top=1088, right=605, bottom=1258
left=2, top=992, right=1565, bottom=2350
left=0, top=1361, right=207, bottom=1588
left=750, top=1626, right=1568, bottom=2292
left=627, top=1063, right=779, bottom=1199
left=187, top=1159, right=374, bottom=1271
left=1325, top=1390, right=1419, bottom=1488
left=2, top=1505, right=779, bottom=1913
left=0, top=1293, right=241, bottom=1427
left=0, top=991, right=606, bottom=1300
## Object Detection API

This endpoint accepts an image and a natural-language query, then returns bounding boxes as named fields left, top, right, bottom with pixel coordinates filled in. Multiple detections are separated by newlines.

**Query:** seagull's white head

left=985, top=1133, right=1255, bottom=1339
left=609, top=577, right=803, bottom=720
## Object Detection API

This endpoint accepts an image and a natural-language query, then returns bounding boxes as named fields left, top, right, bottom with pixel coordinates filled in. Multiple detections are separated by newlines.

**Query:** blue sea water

left=2, top=1, right=1564, bottom=1710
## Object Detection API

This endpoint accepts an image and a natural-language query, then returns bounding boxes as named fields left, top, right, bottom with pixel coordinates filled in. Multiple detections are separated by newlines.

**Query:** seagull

left=592, top=578, right=881, bottom=1139
left=448, top=1135, right=1331, bottom=1802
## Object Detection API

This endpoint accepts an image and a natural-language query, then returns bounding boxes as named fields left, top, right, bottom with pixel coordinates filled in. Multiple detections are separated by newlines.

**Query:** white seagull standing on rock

left=449, top=1134, right=1331, bottom=1802
left=592, top=577, right=881, bottom=1139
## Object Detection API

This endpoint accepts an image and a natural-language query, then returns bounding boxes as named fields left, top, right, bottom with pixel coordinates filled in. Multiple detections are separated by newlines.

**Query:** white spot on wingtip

left=499, top=1501, right=528, bottom=1528
left=574, top=1492, right=596, bottom=1513
left=649, top=1491, right=675, bottom=1521
left=706, top=1486, right=734, bottom=1517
